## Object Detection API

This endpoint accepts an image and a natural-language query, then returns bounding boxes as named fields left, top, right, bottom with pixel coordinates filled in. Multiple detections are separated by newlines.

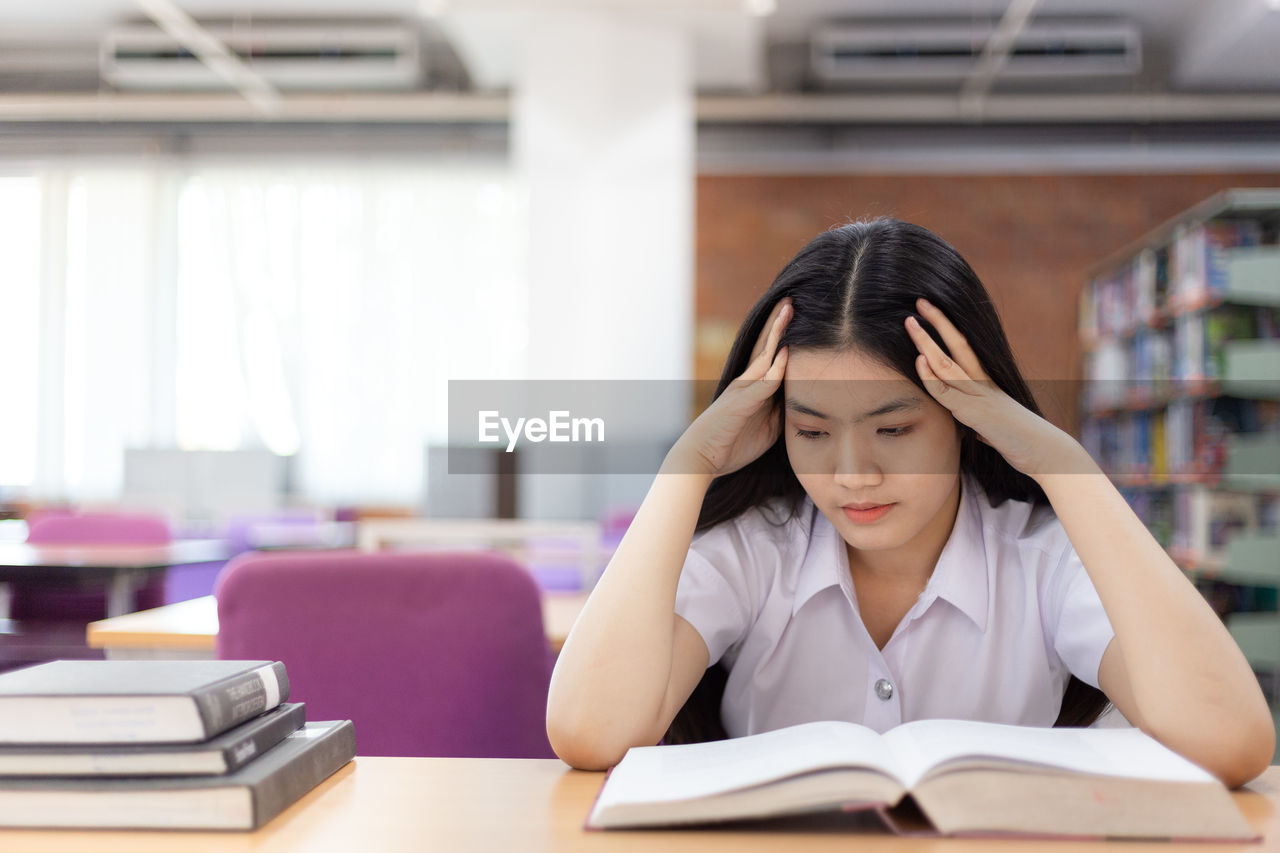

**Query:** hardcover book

left=0, top=720, right=356, bottom=830
left=587, top=719, right=1258, bottom=842
left=0, top=660, right=290, bottom=744
left=0, top=703, right=306, bottom=776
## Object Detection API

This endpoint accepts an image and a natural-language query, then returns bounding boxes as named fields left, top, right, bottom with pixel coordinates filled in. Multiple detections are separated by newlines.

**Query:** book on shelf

left=0, top=660, right=290, bottom=744
left=1109, top=481, right=1270, bottom=568
left=0, top=702, right=306, bottom=777
left=1082, top=398, right=1279, bottom=480
left=1081, top=210, right=1276, bottom=383
left=1174, top=486, right=1259, bottom=560
left=0, top=720, right=356, bottom=831
left=586, top=719, right=1257, bottom=842
left=1172, top=220, right=1262, bottom=305
left=1133, top=247, right=1159, bottom=325
left=1119, top=486, right=1175, bottom=548
left=1084, top=307, right=1278, bottom=393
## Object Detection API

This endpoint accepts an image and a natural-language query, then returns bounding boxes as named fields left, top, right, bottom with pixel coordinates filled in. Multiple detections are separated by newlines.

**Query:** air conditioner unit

left=811, top=19, right=1141, bottom=83
left=101, top=21, right=422, bottom=91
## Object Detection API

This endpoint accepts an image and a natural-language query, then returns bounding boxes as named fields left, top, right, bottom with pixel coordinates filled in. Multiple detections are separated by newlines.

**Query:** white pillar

left=512, top=12, right=695, bottom=520
left=513, top=12, right=694, bottom=382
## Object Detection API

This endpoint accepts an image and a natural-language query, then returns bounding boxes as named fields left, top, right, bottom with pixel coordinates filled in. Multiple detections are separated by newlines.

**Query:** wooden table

left=0, top=541, right=229, bottom=619
left=1, top=760, right=1278, bottom=852
left=87, top=590, right=589, bottom=658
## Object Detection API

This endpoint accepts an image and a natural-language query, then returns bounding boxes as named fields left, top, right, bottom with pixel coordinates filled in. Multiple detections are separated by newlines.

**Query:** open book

left=587, top=719, right=1260, bottom=842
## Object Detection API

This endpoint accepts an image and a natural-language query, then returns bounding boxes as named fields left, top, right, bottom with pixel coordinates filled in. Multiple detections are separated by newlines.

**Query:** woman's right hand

left=669, top=298, right=792, bottom=478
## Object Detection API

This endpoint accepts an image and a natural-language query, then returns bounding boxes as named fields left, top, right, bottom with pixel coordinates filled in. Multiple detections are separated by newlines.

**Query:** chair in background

left=215, top=549, right=555, bottom=758
left=1, top=511, right=172, bottom=670
left=25, top=512, right=171, bottom=548
left=13, top=511, right=172, bottom=621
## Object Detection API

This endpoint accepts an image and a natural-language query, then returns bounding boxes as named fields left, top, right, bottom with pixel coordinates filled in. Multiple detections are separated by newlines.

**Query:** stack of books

left=0, top=659, right=356, bottom=830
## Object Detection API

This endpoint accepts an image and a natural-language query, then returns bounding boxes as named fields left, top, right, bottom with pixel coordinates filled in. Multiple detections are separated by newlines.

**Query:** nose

left=831, top=437, right=884, bottom=490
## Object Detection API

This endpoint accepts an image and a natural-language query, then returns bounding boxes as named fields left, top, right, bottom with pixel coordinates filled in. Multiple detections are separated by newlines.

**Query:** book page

left=596, top=721, right=904, bottom=808
left=882, top=719, right=1216, bottom=790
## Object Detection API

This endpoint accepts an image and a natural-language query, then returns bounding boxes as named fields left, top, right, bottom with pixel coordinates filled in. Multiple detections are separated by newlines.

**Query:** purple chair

left=26, top=512, right=171, bottom=548
left=214, top=549, right=555, bottom=758
left=0, top=512, right=172, bottom=672
left=12, top=512, right=171, bottom=621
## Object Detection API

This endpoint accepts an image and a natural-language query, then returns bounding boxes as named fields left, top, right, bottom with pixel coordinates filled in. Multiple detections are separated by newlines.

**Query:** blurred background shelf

left=1079, top=189, right=1280, bottom=756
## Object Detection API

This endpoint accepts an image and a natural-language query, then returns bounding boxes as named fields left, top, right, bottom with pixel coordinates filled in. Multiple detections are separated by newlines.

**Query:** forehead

left=784, top=348, right=901, bottom=383
left=784, top=348, right=930, bottom=420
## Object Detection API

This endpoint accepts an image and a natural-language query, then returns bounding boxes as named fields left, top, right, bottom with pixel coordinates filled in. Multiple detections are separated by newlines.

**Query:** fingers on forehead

left=917, top=314, right=960, bottom=357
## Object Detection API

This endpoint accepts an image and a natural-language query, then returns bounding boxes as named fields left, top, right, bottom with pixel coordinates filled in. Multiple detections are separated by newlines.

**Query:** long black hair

left=665, top=218, right=1111, bottom=745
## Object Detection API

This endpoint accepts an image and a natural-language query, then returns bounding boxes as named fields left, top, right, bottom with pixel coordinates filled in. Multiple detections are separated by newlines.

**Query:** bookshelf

left=1078, top=189, right=1280, bottom=749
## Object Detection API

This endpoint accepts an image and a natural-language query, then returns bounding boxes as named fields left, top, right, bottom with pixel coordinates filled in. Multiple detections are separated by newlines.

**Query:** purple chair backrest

left=214, top=549, right=555, bottom=759
left=14, top=512, right=171, bottom=620
left=26, top=513, right=171, bottom=546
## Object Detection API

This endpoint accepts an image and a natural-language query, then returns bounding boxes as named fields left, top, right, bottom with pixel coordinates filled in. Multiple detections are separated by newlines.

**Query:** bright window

left=5, top=159, right=528, bottom=506
left=0, top=176, right=41, bottom=488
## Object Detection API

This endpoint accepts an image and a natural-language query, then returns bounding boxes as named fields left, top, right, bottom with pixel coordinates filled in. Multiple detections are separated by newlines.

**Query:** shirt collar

left=791, top=474, right=989, bottom=633
left=791, top=501, right=848, bottom=616
left=919, top=474, right=989, bottom=632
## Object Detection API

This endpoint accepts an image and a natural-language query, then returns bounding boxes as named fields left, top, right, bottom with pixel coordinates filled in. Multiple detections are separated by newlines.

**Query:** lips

left=842, top=502, right=896, bottom=524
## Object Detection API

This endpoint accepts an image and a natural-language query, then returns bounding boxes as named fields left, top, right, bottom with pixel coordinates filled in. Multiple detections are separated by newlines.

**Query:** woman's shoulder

left=693, top=493, right=812, bottom=548
left=970, top=488, right=1084, bottom=619
left=688, top=493, right=814, bottom=578
left=968, top=476, right=1072, bottom=567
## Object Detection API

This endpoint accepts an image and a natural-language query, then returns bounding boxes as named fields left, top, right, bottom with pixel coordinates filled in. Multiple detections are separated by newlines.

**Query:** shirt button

left=875, top=678, right=894, bottom=701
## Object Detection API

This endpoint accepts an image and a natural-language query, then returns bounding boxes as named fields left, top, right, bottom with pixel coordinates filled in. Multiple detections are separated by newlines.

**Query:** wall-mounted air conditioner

left=101, top=21, right=422, bottom=91
left=811, top=19, right=1141, bottom=83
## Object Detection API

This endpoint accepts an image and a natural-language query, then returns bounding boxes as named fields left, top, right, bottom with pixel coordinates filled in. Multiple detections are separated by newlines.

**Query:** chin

left=844, top=531, right=905, bottom=550
left=835, top=516, right=904, bottom=545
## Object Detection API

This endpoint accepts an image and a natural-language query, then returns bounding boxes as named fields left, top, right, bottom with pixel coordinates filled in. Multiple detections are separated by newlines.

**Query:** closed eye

left=794, top=425, right=914, bottom=440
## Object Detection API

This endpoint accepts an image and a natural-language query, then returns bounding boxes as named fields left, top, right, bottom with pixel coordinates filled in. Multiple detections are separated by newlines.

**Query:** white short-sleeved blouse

left=674, top=472, right=1123, bottom=737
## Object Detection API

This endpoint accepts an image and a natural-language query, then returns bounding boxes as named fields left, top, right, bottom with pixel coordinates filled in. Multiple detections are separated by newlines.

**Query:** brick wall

left=695, top=173, right=1280, bottom=432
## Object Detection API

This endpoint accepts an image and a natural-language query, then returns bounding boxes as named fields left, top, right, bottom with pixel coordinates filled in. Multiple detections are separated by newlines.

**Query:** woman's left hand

left=904, top=297, right=1080, bottom=481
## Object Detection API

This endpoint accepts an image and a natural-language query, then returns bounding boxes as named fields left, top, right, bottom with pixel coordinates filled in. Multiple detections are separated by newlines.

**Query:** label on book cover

left=252, top=666, right=282, bottom=709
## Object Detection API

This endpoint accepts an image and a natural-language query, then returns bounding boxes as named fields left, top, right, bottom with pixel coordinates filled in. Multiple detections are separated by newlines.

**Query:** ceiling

left=0, top=0, right=1208, bottom=42
left=2, top=0, right=1278, bottom=97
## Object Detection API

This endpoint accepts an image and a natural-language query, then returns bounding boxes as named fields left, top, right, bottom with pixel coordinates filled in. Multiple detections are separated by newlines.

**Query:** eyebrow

left=785, top=395, right=924, bottom=424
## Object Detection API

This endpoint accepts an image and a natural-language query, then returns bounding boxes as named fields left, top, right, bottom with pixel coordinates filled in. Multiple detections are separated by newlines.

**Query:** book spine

left=192, top=662, right=291, bottom=739
left=221, top=703, right=307, bottom=774
left=250, top=722, right=357, bottom=830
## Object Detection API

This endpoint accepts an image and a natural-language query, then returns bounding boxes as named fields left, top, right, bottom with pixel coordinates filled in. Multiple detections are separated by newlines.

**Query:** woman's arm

left=547, top=298, right=793, bottom=770
left=545, top=462, right=714, bottom=770
left=1036, top=439, right=1274, bottom=788
left=902, top=297, right=1273, bottom=788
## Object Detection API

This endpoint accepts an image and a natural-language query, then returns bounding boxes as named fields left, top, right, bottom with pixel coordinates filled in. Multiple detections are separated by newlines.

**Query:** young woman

left=546, top=218, right=1274, bottom=787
